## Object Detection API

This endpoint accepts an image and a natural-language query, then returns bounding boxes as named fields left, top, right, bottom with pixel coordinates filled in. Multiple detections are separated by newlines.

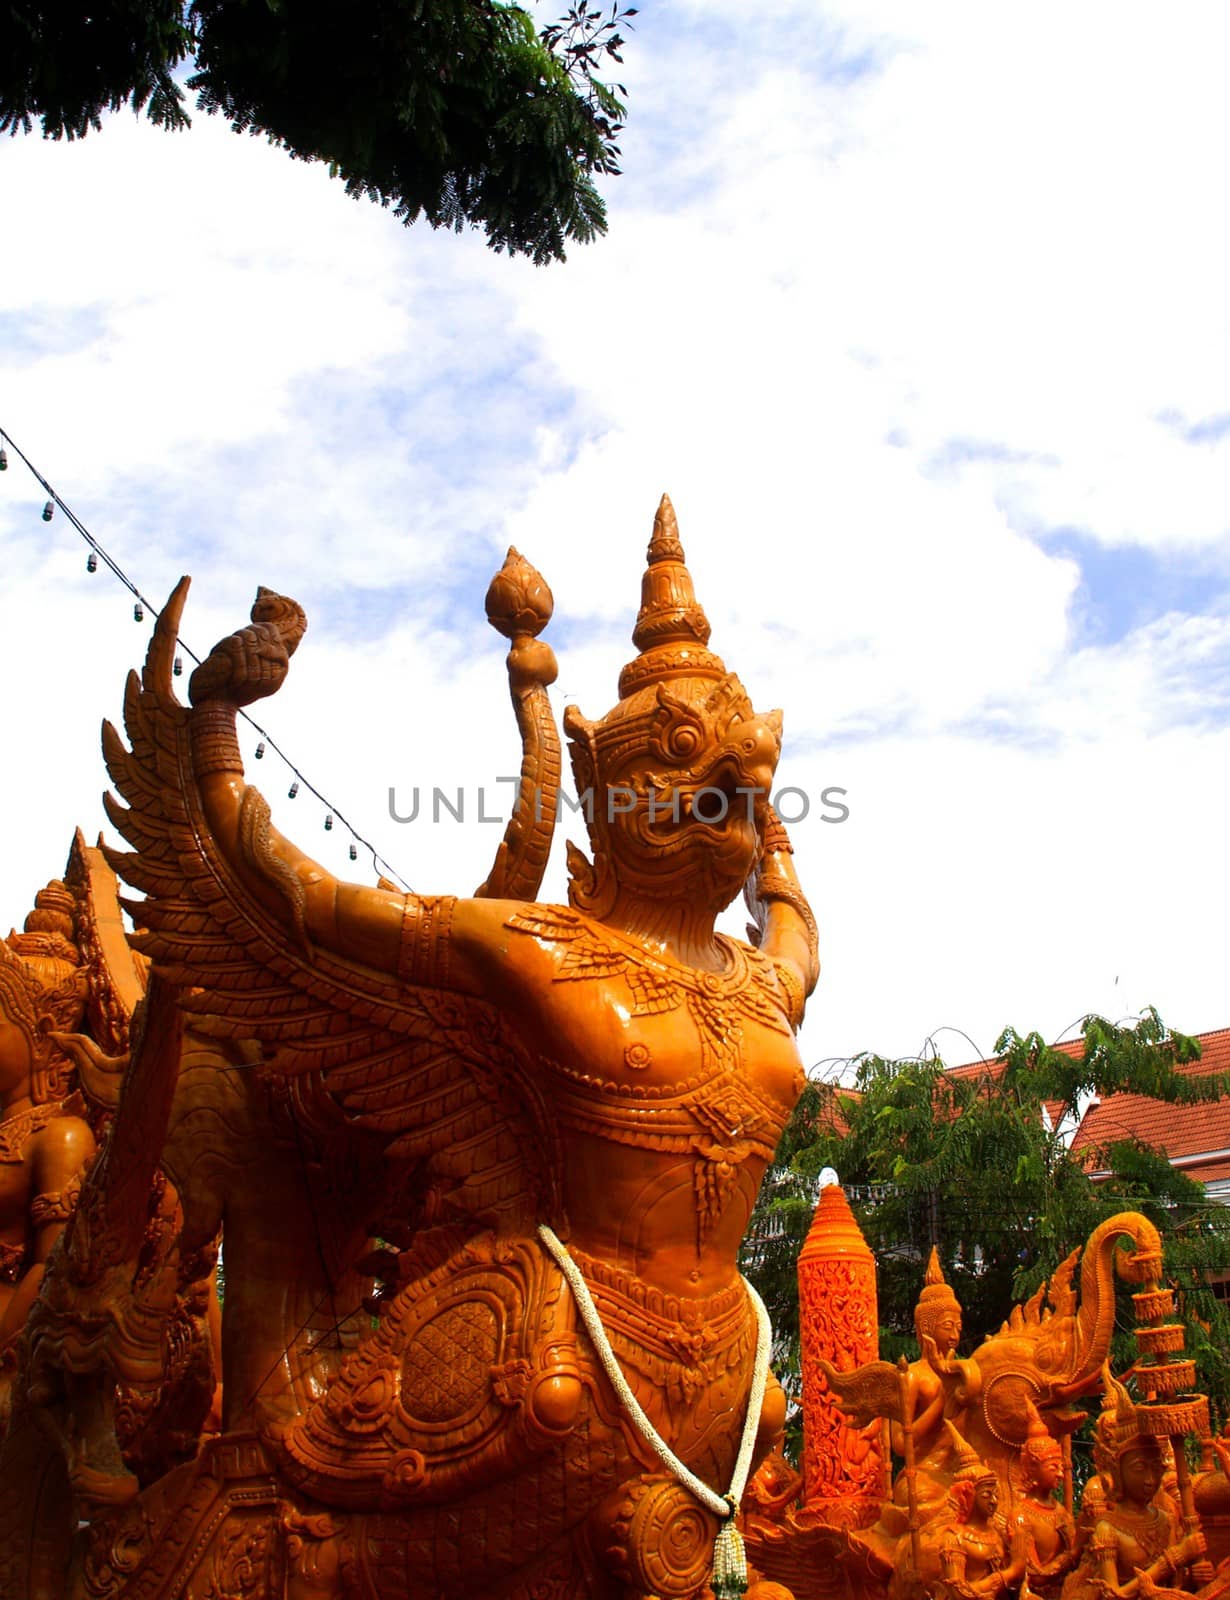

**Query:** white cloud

left=2, top=3, right=1229, bottom=1074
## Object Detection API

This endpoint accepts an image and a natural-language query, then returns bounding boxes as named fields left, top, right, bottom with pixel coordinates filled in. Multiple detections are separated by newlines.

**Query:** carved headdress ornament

left=1092, top=1366, right=1154, bottom=1477
left=945, top=1422, right=997, bottom=1496
left=563, top=495, right=782, bottom=914
left=0, top=879, right=87, bottom=1103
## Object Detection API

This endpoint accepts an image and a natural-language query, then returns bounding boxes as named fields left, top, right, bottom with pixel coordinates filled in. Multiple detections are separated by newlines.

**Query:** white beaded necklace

left=538, top=1223, right=772, bottom=1598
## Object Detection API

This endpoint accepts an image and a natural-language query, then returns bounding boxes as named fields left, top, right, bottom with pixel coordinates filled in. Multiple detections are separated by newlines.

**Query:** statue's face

left=604, top=683, right=781, bottom=910
left=1028, top=1442, right=1063, bottom=1493
left=918, top=1303, right=962, bottom=1356
left=934, top=1309, right=962, bottom=1354
left=973, top=1479, right=999, bottom=1519
left=1119, top=1442, right=1164, bottom=1504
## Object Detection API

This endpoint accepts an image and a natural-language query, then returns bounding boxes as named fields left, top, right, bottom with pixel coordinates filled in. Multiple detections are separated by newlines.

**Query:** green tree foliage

left=743, top=1010, right=1230, bottom=1455
left=1, top=0, right=633, bottom=262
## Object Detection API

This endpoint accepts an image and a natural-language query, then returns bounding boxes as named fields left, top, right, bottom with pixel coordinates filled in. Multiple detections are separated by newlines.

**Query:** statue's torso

left=486, top=905, right=806, bottom=1294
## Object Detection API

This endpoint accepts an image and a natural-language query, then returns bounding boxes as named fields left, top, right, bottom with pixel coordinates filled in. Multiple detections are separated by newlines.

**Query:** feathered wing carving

left=101, top=577, right=557, bottom=1231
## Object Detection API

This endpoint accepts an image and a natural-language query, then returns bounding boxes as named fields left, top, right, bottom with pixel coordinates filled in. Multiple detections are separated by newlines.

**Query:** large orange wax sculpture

left=0, top=497, right=819, bottom=1600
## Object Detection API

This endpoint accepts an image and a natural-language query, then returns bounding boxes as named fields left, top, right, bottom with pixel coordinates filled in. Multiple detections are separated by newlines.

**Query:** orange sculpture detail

left=0, top=496, right=819, bottom=1600
left=797, top=1181, right=883, bottom=1524
left=1060, top=1372, right=1204, bottom=1600
left=0, top=836, right=147, bottom=1432
left=1011, top=1422, right=1075, bottom=1595
left=742, top=1193, right=1218, bottom=1600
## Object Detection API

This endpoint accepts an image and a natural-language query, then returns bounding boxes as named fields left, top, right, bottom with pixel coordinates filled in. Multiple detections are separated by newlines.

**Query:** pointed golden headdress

left=564, top=494, right=753, bottom=784
left=945, top=1422, right=996, bottom=1489
left=617, top=493, right=727, bottom=698
left=563, top=494, right=775, bottom=914
left=1092, top=1366, right=1153, bottom=1476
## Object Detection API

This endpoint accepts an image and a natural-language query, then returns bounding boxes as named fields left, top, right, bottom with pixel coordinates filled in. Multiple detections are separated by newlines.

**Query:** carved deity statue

left=0, top=871, right=98, bottom=1429
left=900, top=1252, right=978, bottom=1504
left=1011, top=1422, right=1075, bottom=1596
left=1061, top=1375, right=1205, bottom=1600
left=887, top=1433, right=1025, bottom=1600
left=0, top=497, right=819, bottom=1600
left=933, top=1448, right=1025, bottom=1600
left=0, top=886, right=89, bottom=1323
left=819, top=1248, right=979, bottom=1542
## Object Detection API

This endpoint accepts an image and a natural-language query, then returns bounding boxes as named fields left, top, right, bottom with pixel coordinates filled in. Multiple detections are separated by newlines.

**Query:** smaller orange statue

left=1061, top=1375, right=1205, bottom=1600
left=0, top=877, right=96, bottom=1426
left=933, top=1447, right=1025, bottom=1600
left=1012, top=1420, right=1075, bottom=1596
left=896, top=1430, right=1025, bottom=1600
left=820, top=1248, right=980, bottom=1542
left=903, top=1251, right=979, bottom=1495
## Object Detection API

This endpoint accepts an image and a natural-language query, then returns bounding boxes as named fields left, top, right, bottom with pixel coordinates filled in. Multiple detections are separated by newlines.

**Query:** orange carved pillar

left=798, top=1180, right=883, bottom=1526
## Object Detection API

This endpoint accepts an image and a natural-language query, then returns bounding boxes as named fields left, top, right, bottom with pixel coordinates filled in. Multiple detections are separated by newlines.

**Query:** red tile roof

left=812, top=1032, right=1230, bottom=1180
left=946, top=1043, right=1080, bottom=1134
left=1068, top=1027, right=1230, bottom=1176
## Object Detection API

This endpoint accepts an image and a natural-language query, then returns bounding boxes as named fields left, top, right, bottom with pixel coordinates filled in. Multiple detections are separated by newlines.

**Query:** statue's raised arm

left=156, top=554, right=561, bottom=997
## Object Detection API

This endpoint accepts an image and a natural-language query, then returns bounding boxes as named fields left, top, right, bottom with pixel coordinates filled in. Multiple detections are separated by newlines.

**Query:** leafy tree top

left=1, top=0, right=635, bottom=262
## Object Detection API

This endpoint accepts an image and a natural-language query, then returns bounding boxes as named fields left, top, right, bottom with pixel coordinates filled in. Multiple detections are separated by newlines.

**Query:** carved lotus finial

left=485, top=548, right=554, bottom=641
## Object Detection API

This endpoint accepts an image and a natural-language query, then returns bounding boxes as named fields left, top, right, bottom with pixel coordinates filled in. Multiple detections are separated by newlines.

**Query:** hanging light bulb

left=0, top=446, right=8, bottom=470
left=255, top=741, right=266, bottom=759
left=173, top=656, right=183, bottom=677
left=288, top=782, right=299, bottom=799
left=134, top=602, right=144, bottom=622
left=42, top=500, right=54, bottom=522
left=324, top=814, right=334, bottom=831
left=86, top=551, right=98, bottom=573
left=349, top=843, right=358, bottom=861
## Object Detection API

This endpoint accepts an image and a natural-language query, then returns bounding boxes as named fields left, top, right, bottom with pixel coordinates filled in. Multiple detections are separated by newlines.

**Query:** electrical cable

left=0, top=423, right=411, bottom=891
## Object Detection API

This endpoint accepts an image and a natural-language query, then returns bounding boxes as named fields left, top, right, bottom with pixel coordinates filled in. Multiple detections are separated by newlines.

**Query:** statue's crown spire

left=618, top=494, right=722, bottom=699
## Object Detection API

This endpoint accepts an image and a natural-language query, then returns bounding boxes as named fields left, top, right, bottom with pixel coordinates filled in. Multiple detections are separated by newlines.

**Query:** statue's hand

left=743, top=801, right=794, bottom=942
left=743, top=870, right=770, bottom=947
left=1175, top=1531, right=1208, bottom=1567
left=921, top=1333, right=954, bottom=1376
left=188, top=590, right=306, bottom=708
left=189, top=622, right=291, bottom=707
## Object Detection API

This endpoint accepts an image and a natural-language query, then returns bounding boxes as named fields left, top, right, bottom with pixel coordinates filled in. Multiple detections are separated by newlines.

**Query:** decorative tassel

left=711, top=1502, right=748, bottom=1598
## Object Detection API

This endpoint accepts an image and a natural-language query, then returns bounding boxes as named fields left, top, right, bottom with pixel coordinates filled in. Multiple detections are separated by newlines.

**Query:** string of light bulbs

left=0, top=424, right=411, bottom=892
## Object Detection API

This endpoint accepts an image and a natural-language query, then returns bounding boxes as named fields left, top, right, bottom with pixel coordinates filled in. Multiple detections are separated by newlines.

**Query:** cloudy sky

left=2, top=1, right=1228, bottom=1078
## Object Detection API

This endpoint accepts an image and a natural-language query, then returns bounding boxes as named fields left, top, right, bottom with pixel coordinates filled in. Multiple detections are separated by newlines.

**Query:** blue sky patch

left=1038, top=528, right=1226, bottom=651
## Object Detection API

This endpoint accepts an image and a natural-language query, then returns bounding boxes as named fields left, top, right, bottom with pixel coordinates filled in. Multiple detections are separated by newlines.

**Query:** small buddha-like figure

left=0, top=881, right=96, bottom=1428
left=1061, top=1375, right=1204, bottom=1600
left=1013, top=1422, right=1076, bottom=1595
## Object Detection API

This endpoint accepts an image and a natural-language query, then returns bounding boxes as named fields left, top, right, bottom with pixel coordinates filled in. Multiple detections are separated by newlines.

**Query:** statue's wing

left=102, top=578, right=557, bottom=1230
left=817, top=1356, right=908, bottom=1426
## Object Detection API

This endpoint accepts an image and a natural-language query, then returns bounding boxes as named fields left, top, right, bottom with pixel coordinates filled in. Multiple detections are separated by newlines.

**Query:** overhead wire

left=0, top=423, right=411, bottom=891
